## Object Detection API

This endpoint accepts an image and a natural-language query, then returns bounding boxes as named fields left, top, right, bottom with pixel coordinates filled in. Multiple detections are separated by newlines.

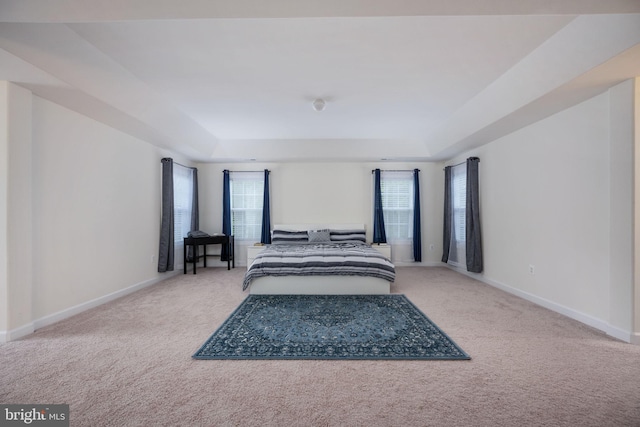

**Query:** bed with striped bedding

left=242, top=227, right=395, bottom=292
left=242, top=241, right=395, bottom=291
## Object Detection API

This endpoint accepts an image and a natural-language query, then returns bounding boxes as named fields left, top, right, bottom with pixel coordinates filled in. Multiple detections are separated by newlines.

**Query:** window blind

left=381, top=170, right=414, bottom=242
left=230, top=171, right=264, bottom=240
left=173, top=164, right=194, bottom=243
left=451, top=163, right=466, bottom=244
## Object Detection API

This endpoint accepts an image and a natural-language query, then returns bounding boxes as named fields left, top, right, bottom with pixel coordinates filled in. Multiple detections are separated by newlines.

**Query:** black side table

left=183, top=235, right=234, bottom=274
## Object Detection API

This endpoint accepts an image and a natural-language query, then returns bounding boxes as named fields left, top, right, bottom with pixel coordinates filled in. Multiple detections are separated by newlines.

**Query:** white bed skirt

left=248, top=275, right=391, bottom=295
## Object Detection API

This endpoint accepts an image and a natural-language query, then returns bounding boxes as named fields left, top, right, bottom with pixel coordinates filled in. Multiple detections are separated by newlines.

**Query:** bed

left=243, top=224, right=395, bottom=294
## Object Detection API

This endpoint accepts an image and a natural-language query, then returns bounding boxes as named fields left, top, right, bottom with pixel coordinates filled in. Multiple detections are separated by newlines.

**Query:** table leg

left=183, top=243, right=187, bottom=274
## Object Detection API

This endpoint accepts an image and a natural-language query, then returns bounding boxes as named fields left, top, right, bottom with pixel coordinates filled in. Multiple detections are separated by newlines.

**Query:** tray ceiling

left=1, top=0, right=639, bottom=162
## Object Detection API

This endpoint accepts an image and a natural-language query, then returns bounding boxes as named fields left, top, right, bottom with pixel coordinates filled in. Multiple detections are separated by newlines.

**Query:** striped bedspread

left=242, top=242, right=396, bottom=290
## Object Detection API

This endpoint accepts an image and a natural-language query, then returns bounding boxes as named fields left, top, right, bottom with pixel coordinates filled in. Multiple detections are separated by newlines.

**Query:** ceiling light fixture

left=312, top=98, right=326, bottom=112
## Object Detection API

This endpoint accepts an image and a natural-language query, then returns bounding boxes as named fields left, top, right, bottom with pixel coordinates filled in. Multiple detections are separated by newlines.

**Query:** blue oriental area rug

left=193, top=294, right=470, bottom=360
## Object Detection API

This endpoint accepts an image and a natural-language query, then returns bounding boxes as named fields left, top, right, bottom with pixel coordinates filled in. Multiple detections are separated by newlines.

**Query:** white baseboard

left=0, top=322, right=35, bottom=343
left=0, top=271, right=179, bottom=343
left=445, top=264, right=634, bottom=344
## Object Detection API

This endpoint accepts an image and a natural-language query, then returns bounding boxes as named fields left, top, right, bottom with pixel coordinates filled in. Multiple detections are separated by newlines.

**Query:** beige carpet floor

left=1, top=267, right=639, bottom=426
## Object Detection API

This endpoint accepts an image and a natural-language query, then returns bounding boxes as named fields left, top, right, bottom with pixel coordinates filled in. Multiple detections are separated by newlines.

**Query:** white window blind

left=173, top=165, right=194, bottom=243
left=451, top=164, right=466, bottom=244
left=381, top=171, right=414, bottom=242
left=230, top=172, right=264, bottom=241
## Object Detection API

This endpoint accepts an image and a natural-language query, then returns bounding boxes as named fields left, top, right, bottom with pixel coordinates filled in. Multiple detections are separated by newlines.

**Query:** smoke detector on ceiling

left=312, top=98, right=326, bottom=112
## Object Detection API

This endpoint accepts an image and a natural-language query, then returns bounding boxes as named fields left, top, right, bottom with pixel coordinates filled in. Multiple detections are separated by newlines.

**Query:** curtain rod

left=371, top=169, right=420, bottom=173
left=223, top=170, right=269, bottom=173
left=444, top=161, right=465, bottom=170
left=443, top=157, right=480, bottom=170
left=161, top=158, right=195, bottom=170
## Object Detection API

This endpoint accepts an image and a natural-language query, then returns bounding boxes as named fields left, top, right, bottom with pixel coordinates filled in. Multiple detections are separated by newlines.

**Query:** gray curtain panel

left=441, top=166, right=452, bottom=263
left=158, top=158, right=174, bottom=272
left=465, top=157, right=483, bottom=273
left=187, top=168, right=199, bottom=262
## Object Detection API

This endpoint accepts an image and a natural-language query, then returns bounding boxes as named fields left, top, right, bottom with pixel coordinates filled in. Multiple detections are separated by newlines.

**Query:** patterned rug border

left=193, top=294, right=471, bottom=361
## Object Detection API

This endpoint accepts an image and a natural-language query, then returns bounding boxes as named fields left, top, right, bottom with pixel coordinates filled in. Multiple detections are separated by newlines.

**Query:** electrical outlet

left=429, top=244, right=435, bottom=251
left=529, top=264, right=535, bottom=275
left=151, top=255, right=156, bottom=264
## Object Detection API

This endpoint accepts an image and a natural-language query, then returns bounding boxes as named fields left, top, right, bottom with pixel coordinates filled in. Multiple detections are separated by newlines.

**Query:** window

left=448, top=163, right=466, bottom=266
left=230, top=172, right=264, bottom=241
left=451, top=164, right=466, bottom=243
left=173, top=165, right=194, bottom=243
left=381, top=171, right=414, bottom=242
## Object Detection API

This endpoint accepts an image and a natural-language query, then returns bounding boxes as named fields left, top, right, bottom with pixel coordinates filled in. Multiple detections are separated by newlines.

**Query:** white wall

left=197, top=161, right=443, bottom=266
left=29, top=96, right=170, bottom=322
left=635, top=77, right=640, bottom=340
left=609, top=80, right=634, bottom=335
left=0, top=83, right=10, bottom=333
left=1, top=86, right=197, bottom=341
left=447, top=81, right=635, bottom=340
left=6, top=84, right=33, bottom=332
left=0, top=82, right=33, bottom=337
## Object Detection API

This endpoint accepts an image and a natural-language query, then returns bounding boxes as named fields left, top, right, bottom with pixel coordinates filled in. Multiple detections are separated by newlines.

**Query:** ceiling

left=1, top=0, right=640, bottom=163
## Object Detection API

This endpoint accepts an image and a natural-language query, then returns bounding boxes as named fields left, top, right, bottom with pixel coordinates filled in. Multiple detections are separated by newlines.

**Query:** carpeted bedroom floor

left=1, top=267, right=639, bottom=426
